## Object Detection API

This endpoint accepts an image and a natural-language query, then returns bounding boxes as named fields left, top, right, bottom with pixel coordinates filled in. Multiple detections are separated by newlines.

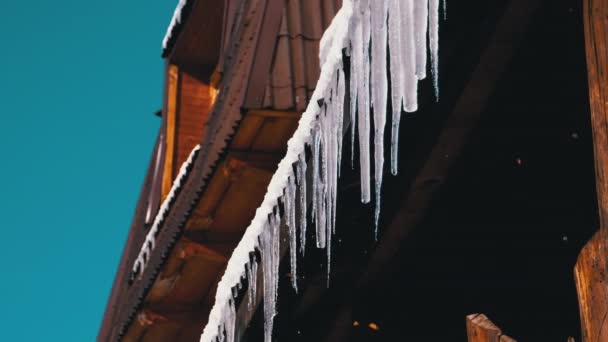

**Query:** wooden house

left=99, top=0, right=607, bottom=341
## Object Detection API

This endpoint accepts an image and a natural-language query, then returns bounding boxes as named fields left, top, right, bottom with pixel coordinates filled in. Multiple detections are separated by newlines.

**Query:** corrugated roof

left=262, top=0, right=342, bottom=111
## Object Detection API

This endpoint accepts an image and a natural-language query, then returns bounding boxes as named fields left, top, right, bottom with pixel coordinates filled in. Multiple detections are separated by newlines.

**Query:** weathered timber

left=162, top=64, right=179, bottom=201
left=579, top=0, right=608, bottom=340
left=574, top=231, right=608, bottom=342
left=466, top=314, right=516, bottom=342
left=585, top=0, right=608, bottom=236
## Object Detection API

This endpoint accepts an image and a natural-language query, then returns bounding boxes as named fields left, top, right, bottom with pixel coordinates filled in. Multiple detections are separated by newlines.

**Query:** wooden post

left=466, top=314, right=516, bottom=342
left=585, top=0, right=608, bottom=231
left=579, top=1, right=608, bottom=341
left=574, top=232, right=608, bottom=342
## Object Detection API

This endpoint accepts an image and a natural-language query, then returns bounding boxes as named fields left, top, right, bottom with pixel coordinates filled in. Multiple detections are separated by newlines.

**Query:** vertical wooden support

left=580, top=0, right=608, bottom=341
left=466, top=314, right=517, bottom=342
left=162, top=64, right=179, bottom=200
left=574, top=232, right=608, bottom=342
left=585, top=0, right=608, bottom=230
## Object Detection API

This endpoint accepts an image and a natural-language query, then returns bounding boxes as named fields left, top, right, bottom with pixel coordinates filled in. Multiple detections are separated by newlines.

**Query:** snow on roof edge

left=199, top=1, right=354, bottom=340
left=162, top=0, right=189, bottom=53
left=131, top=144, right=201, bottom=280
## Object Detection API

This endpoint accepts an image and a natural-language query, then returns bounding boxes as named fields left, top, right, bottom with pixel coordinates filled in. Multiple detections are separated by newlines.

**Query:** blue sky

left=0, top=1, right=176, bottom=340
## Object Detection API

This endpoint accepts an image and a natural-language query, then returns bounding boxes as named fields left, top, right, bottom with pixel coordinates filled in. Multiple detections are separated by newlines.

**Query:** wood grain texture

left=581, top=1, right=608, bottom=340
left=585, top=0, right=608, bottom=231
left=466, top=314, right=517, bottom=342
left=574, top=231, right=608, bottom=342
left=162, top=64, right=179, bottom=201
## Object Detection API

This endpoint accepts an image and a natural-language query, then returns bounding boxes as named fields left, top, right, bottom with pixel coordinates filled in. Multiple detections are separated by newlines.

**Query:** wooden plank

left=574, top=231, right=608, bottom=342
left=466, top=314, right=517, bottom=342
left=243, top=0, right=286, bottom=108
left=175, top=69, right=212, bottom=174
left=580, top=1, right=608, bottom=340
left=162, top=64, right=179, bottom=200
left=584, top=0, right=608, bottom=230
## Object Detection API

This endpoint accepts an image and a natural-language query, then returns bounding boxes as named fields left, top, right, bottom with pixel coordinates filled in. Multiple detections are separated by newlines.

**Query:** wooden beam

left=466, top=314, right=516, bottom=342
left=584, top=0, right=608, bottom=231
left=162, top=64, right=179, bottom=200
left=574, top=231, right=608, bottom=342
left=579, top=1, right=608, bottom=340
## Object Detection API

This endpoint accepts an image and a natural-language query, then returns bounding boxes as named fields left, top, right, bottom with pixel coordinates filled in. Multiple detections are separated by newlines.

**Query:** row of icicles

left=200, top=0, right=443, bottom=341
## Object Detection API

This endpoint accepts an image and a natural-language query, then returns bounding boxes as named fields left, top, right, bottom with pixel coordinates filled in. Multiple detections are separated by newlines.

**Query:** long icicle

left=286, top=175, right=298, bottom=292
left=414, top=0, right=429, bottom=79
left=371, top=0, right=389, bottom=238
left=429, top=0, right=440, bottom=100
left=388, top=0, right=404, bottom=176
left=297, top=154, right=307, bottom=255
left=357, top=0, right=372, bottom=203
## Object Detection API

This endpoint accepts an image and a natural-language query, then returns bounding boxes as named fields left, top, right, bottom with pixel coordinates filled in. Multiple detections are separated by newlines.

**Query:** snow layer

left=199, top=0, right=440, bottom=340
left=162, top=0, right=189, bottom=50
left=132, top=145, right=200, bottom=278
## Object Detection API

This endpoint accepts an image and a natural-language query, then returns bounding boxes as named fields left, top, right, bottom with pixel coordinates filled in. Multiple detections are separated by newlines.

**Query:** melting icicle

left=246, top=258, right=257, bottom=311
left=261, top=222, right=272, bottom=342
left=312, top=123, right=326, bottom=249
left=402, top=0, right=418, bottom=113
left=262, top=211, right=281, bottom=342
left=349, top=34, right=358, bottom=170
left=429, top=0, right=440, bottom=100
left=371, top=0, right=388, bottom=238
left=285, top=176, right=298, bottom=293
left=297, top=154, right=307, bottom=255
left=414, top=0, right=429, bottom=79
left=336, top=68, right=345, bottom=177
left=357, top=0, right=372, bottom=203
left=223, top=300, right=236, bottom=342
left=388, top=0, right=403, bottom=176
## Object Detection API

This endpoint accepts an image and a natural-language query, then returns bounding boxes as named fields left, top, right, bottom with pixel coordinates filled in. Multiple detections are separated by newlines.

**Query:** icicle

left=274, top=211, right=281, bottom=305
left=246, top=259, right=257, bottom=311
left=371, top=0, right=388, bottom=239
left=414, top=0, right=429, bottom=79
left=285, top=176, right=298, bottom=293
left=349, top=26, right=359, bottom=170
left=297, top=154, right=307, bottom=255
left=357, top=0, right=372, bottom=203
left=262, top=211, right=281, bottom=342
left=443, top=0, right=447, bottom=20
left=336, top=68, right=345, bottom=177
left=311, top=123, right=320, bottom=224
left=312, top=123, right=326, bottom=248
left=402, top=0, right=418, bottom=113
left=388, top=0, right=404, bottom=175
left=261, top=222, right=273, bottom=342
left=223, top=300, right=236, bottom=342
left=429, top=0, right=440, bottom=101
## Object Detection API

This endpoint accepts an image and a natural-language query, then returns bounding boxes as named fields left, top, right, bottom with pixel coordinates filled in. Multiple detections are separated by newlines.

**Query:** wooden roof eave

left=98, top=127, right=164, bottom=341
left=108, top=0, right=286, bottom=339
left=162, top=0, right=224, bottom=67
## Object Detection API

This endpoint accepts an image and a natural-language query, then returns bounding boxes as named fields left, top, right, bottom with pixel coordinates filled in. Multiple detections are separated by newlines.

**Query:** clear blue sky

left=0, top=1, right=176, bottom=340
